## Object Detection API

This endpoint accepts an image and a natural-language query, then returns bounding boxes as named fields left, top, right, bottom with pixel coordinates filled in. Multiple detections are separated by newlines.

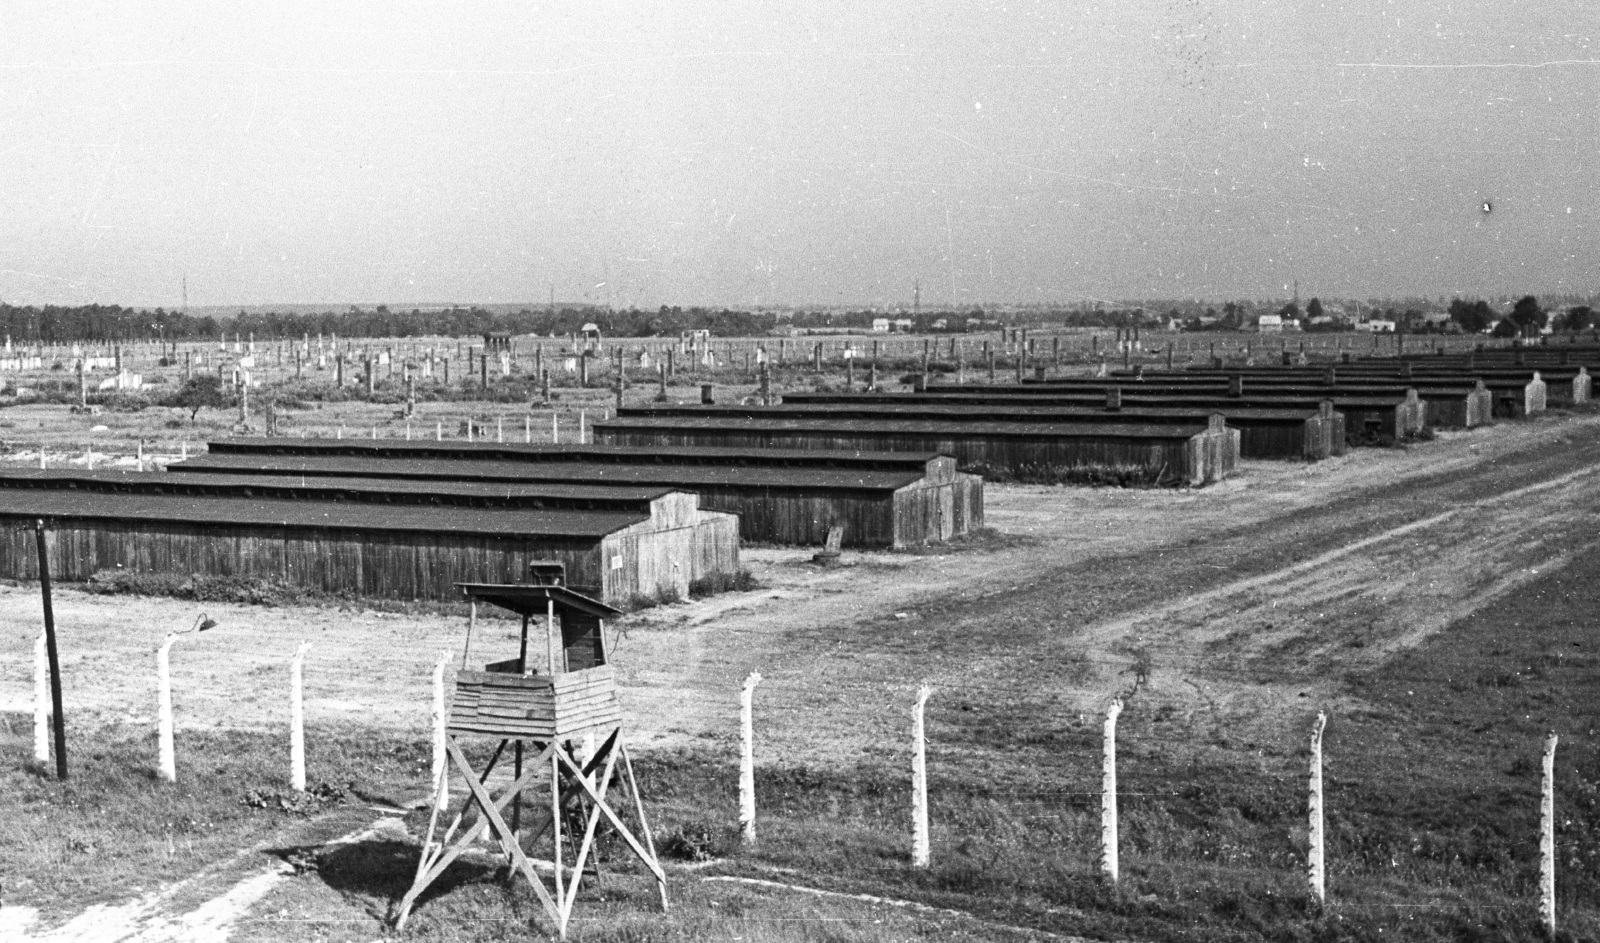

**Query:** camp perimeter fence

left=8, top=628, right=1592, bottom=940
left=0, top=330, right=1541, bottom=398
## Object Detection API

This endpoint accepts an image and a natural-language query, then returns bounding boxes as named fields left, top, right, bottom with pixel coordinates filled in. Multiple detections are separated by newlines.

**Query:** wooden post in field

left=912, top=685, right=932, bottom=867
left=1308, top=712, right=1327, bottom=906
left=740, top=671, right=763, bottom=844
left=1101, top=698, right=1123, bottom=884
left=33, top=632, right=48, bottom=763
left=546, top=599, right=559, bottom=675
left=34, top=520, right=67, bottom=779
left=1541, top=732, right=1558, bottom=940
left=290, top=641, right=311, bottom=792
left=432, top=650, right=450, bottom=807
left=157, top=633, right=179, bottom=783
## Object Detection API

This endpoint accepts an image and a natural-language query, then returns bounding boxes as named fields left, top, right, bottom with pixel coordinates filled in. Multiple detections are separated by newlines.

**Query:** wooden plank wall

left=0, top=517, right=607, bottom=601
left=694, top=487, right=897, bottom=547
left=1418, top=385, right=1491, bottom=428
left=890, top=473, right=986, bottom=547
left=596, top=426, right=1226, bottom=486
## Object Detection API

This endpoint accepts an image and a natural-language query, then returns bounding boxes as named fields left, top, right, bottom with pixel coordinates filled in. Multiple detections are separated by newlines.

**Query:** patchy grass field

left=0, top=722, right=429, bottom=926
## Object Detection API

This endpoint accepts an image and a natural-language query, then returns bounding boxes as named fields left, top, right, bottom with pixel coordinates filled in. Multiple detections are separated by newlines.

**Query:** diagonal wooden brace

left=395, top=738, right=555, bottom=930
left=448, top=739, right=565, bottom=933
left=562, top=741, right=621, bottom=919
left=554, top=747, right=667, bottom=886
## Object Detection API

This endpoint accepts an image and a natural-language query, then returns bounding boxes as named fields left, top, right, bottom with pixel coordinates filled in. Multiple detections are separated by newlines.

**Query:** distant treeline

left=0, top=303, right=1023, bottom=344
left=0, top=304, right=780, bottom=344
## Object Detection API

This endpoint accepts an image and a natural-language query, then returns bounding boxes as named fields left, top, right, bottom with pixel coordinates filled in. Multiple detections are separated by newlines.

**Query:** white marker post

left=33, top=632, right=48, bottom=762
left=436, top=421, right=442, bottom=441
left=579, top=410, right=586, bottom=444
left=524, top=415, right=531, bottom=443
left=1308, top=712, right=1327, bottom=906
left=157, top=634, right=179, bottom=783
left=912, top=685, right=932, bottom=868
left=431, top=650, right=451, bottom=807
left=739, top=671, right=763, bottom=845
left=552, top=414, right=560, bottom=444
left=1541, top=732, right=1559, bottom=940
left=290, top=642, right=311, bottom=792
left=1101, top=698, right=1124, bottom=884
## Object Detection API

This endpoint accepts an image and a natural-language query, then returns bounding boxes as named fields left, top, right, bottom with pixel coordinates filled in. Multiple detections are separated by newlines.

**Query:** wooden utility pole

left=34, top=519, right=67, bottom=779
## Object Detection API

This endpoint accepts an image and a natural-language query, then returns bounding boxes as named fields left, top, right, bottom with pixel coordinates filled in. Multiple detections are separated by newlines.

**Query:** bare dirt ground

left=4, top=409, right=1598, bottom=770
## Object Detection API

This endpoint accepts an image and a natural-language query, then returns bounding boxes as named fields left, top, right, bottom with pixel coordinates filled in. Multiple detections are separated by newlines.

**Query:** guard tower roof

left=455, top=582, right=621, bottom=619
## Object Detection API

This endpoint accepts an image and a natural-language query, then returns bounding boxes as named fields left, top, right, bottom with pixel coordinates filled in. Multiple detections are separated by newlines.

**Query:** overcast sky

left=1, top=2, right=1595, bottom=309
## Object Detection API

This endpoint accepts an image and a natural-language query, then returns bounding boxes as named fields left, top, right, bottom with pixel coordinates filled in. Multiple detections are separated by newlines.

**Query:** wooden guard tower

left=394, top=564, right=667, bottom=937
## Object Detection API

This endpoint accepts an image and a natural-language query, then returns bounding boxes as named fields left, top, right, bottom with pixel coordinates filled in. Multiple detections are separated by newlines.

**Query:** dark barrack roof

left=0, top=468, right=676, bottom=511
left=596, top=414, right=1215, bottom=439
left=207, top=438, right=946, bottom=470
left=0, top=488, right=646, bottom=538
left=170, top=454, right=930, bottom=493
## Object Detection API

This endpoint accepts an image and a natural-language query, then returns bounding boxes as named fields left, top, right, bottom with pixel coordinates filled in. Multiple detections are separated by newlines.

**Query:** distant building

left=872, top=318, right=891, bottom=333
left=1256, top=314, right=1284, bottom=333
left=893, top=318, right=914, bottom=332
left=1355, top=320, right=1396, bottom=333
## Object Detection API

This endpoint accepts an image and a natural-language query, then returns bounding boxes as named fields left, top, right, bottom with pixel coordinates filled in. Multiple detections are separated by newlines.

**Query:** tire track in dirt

left=726, top=414, right=1600, bottom=768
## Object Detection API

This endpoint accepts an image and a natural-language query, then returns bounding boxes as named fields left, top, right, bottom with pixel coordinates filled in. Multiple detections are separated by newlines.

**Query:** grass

left=0, top=720, right=433, bottom=925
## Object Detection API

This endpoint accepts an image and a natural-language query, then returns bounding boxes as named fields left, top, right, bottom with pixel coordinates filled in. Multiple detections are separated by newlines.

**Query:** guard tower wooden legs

left=393, top=727, right=667, bottom=938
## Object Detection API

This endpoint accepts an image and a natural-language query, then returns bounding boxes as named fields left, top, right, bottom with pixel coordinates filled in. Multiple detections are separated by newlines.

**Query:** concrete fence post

left=432, top=650, right=451, bottom=807
left=157, top=633, right=179, bottom=783
left=1101, top=698, right=1124, bottom=884
left=33, top=632, right=48, bottom=763
left=1541, top=732, right=1559, bottom=940
left=579, top=410, right=586, bottom=444
left=290, top=641, right=311, bottom=792
left=739, top=671, right=763, bottom=844
left=912, top=685, right=933, bottom=868
left=435, top=421, right=442, bottom=441
left=524, top=415, right=531, bottom=443
left=552, top=414, right=560, bottom=444
left=1308, top=712, right=1327, bottom=905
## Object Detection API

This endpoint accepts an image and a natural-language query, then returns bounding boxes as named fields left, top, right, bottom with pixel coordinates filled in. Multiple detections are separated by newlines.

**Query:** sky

left=0, top=1, right=1595, bottom=310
